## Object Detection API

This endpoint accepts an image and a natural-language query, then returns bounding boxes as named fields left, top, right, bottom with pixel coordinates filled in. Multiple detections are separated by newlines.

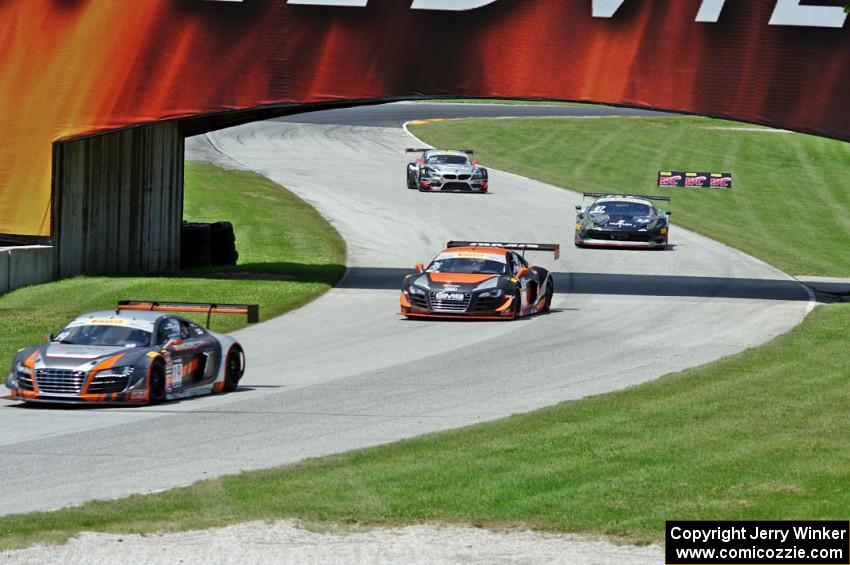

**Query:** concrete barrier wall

left=0, top=249, right=9, bottom=295
left=54, top=121, right=184, bottom=277
left=0, top=246, right=55, bottom=295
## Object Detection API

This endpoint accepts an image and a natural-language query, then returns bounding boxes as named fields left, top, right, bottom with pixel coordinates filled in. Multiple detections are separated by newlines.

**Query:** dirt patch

left=1, top=521, right=662, bottom=564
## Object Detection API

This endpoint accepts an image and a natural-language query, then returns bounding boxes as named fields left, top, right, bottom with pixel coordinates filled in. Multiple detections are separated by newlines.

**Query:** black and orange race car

left=5, top=301, right=257, bottom=406
left=400, top=241, right=559, bottom=319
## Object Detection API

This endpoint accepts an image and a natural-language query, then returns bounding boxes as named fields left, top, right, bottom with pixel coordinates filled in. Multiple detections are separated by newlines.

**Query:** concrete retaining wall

left=0, top=246, right=55, bottom=294
left=54, top=122, right=184, bottom=277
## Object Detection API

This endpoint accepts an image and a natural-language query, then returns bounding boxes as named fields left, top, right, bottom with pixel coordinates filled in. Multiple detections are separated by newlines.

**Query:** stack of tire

left=181, top=221, right=239, bottom=269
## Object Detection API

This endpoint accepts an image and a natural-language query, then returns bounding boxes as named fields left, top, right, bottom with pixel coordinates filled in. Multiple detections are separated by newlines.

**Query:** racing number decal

left=590, top=205, right=606, bottom=213
left=172, top=360, right=183, bottom=390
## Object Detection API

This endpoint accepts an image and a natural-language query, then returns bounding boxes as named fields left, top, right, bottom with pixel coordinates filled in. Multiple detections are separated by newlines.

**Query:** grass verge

left=410, top=116, right=850, bottom=277
left=0, top=161, right=345, bottom=363
left=1, top=303, right=848, bottom=549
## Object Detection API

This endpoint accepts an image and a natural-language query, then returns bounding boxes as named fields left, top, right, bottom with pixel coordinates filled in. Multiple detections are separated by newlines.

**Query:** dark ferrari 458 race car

left=5, top=301, right=258, bottom=405
left=405, top=148, right=489, bottom=192
left=575, top=193, right=671, bottom=249
left=400, top=241, right=559, bottom=319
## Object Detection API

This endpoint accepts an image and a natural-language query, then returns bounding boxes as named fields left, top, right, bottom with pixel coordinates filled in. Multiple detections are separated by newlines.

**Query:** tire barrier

left=181, top=221, right=238, bottom=269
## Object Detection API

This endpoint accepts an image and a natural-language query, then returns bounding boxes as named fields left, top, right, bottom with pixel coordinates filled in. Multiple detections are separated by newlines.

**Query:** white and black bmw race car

left=5, top=301, right=257, bottom=405
left=406, top=148, right=489, bottom=192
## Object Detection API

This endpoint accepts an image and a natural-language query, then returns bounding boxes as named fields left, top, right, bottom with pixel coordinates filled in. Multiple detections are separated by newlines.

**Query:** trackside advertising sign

left=0, top=0, right=848, bottom=237
left=659, top=172, right=734, bottom=189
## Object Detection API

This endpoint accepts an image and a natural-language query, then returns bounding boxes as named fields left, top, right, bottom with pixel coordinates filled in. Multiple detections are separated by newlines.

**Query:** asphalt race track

left=0, top=103, right=811, bottom=516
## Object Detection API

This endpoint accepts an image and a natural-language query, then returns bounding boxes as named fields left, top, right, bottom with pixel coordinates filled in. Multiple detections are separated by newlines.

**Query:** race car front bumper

left=6, top=366, right=150, bottom=405
left=400, top=291, right=515, bottom=319
left=575, top=228, right=667, bottom=249
left=420, top=178, right=488, bottom=192
left=8, top=387, right=150, bottom=405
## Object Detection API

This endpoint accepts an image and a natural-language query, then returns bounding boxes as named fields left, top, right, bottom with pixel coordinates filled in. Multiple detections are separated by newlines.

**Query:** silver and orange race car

left=400, top=241, right=559, bottom=319
left=5, top=301, right=257, bottom=405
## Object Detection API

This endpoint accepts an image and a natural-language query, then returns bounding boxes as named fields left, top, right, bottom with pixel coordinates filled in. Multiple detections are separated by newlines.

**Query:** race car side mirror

left=575, top=205, right=582, bottom=211
left=45, top=334, right=53, bottom=342
left=666, top=211, right=672, bottom=216
left=516, top=267, right=530, bottom=278
left=415, top=263, right=425, bottom=273
left=472, top=160, right=479, bottom=165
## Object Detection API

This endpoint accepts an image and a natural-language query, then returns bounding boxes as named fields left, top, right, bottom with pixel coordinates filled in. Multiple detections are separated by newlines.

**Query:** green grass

left=411, top=116, right=850, bottom=276
left=0, top=161, right=345, bottom=362
left=2, top=303, right=849, bottom=549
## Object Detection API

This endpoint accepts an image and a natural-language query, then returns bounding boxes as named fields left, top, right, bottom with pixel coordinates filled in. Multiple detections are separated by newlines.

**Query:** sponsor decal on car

left=173, top=360, right=183, bottom=388
left=435, top=292, right=465, bottom=301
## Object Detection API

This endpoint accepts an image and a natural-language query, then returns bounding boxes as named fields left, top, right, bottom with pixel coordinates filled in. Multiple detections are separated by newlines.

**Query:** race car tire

left=223, top=346, right=244, bottom=392
left=181, top=222, right=212, bottom=269
left=406, top=168, right=418, bottom=190
left=148, top=362, right=166, bottom=405
left=210, top=221, right=238, bottom=266
left=512, top=290, right=522, bottom=318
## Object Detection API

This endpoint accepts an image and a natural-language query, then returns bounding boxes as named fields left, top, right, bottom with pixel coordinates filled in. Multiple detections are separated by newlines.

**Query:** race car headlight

left=479, top=289, right=504, bottom=298
left=408, top=286, right=426, bottom=296
left=98, top=366, right=135, bottom=378
left=472, top=170, right=486, bottom=179
left=15, top=362, right=32, bottom=376
left=473, top=277, right=499, bottom=292
left=426, top=168, right=441, bottom=178
left=589, top=213, right=609, bottom=225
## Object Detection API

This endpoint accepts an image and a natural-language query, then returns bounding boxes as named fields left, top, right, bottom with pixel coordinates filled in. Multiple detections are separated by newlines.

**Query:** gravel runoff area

left=0, top=521, right=662, bottom=565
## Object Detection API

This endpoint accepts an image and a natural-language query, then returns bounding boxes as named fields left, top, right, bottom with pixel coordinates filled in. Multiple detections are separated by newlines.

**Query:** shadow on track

left=338, top=267, right=812, bottom=302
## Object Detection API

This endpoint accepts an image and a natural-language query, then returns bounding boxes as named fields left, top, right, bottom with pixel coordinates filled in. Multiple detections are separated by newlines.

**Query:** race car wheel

left=406, top=168, right=418, bottom=189
left=223, top=346, right=244, bottom=392
left=512, top=290, right=522, bottom=318
left=148, top=362, right=166, bottom=405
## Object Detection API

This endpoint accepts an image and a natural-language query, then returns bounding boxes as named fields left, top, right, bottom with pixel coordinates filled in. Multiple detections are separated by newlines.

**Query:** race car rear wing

left=117, top=300, right=260, bottom=328
left=406, top=148, right=474, bottom=154
left=582, top=192, right=671, bottom=202
left=447, top=241, right=560, bottom=260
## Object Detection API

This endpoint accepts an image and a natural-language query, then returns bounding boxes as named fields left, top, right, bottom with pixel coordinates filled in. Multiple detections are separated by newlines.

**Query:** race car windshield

left=595, top=201, right=652, bottom=216
left=427, top=155, right=469, bottom=165
left=53, top=325, right=152, bottom=347
left=427, top=258, right=506, bottom=275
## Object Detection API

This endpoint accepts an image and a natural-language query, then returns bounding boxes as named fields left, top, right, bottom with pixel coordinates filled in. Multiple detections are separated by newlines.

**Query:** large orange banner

left=1, top=0, right=848, bottom=237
